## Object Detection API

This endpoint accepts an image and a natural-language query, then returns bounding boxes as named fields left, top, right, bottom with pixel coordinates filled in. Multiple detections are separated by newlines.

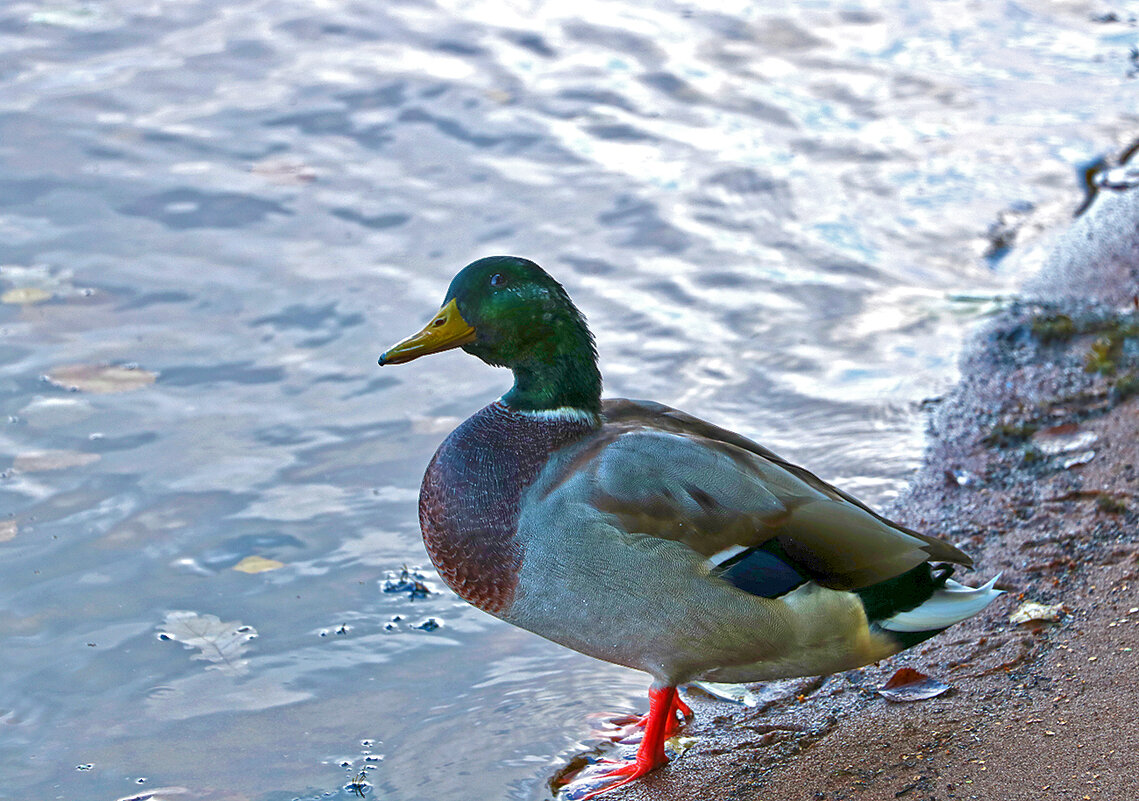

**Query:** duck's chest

left=418, top=402, right=594, bottom=615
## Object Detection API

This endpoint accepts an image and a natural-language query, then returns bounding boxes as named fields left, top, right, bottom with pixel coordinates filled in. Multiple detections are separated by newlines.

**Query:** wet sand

left=588, top=151, right=1139, bottom=801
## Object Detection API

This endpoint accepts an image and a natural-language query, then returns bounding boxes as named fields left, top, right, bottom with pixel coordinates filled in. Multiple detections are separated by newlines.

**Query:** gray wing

left=565, top=398, right=969, bottom=592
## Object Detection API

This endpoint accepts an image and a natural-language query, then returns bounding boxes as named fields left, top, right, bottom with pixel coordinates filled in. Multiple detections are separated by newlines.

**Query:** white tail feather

left=879, top=574, right=1003, bottom=633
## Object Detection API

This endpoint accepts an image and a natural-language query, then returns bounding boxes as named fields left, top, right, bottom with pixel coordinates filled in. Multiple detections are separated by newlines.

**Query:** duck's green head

left=379, top=256, right=602, bottom=415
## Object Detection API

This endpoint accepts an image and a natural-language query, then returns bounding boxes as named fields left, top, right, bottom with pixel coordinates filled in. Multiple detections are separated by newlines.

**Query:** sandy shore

left=564, top=151, right=1139, bottom=801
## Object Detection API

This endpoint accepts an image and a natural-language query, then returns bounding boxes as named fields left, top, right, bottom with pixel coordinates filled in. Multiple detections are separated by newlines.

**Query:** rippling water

left=1, top=1, right=1135, bottom=799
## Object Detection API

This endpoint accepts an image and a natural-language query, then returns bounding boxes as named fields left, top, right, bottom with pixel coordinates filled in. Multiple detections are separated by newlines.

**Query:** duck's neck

left=501, top=332, right=602, bottom=417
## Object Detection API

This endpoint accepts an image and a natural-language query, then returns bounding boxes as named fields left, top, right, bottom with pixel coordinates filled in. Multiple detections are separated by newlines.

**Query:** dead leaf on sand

left=878, top=668, right=951, bottom=702
left=46, top=363, right=156, bottom=394
left=1009, top=601, right=1065, bottom=625
left=157, top=611, right=257, bottom=675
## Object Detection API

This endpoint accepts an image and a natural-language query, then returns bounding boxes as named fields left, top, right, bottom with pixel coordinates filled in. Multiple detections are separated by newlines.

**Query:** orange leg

left=580, top=684, right=679, bottom=800
left=629, top=689, right=691, bottom=737
left=672, top=693, right=693, bottom=727
left=609, top=688, right=692, bottom=741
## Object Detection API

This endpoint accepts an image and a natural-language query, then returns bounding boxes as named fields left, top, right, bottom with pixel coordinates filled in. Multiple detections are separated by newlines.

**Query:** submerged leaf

left=157, top=611, right=257, bottom=675
left=232, top=555, right=284, bottom=574
left=878, top=668, right=950, bottom=702
left=47, top=364, right=157, bottom=394
left=19, top=397, right=94, bottom=428
left=0, top=520, right=16, bottom=542
left=13, top=450, right=100, bottom=472
left=2, top=287, right=51, bottom=304
left=250, top=158, right=317, bottom=185
left=114, top=786, right=191, bottom=801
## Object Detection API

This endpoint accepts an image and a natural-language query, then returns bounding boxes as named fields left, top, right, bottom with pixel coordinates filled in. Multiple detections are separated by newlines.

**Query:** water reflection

left=1, top=1, right=1134, bottom=799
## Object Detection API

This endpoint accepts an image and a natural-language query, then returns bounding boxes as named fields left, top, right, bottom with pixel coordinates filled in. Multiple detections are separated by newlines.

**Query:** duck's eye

left=489, top=273, right=508, bottom=288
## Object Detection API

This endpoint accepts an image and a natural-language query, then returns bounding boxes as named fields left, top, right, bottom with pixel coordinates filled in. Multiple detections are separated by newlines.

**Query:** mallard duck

left=379, top=256, right=1001, bottom=798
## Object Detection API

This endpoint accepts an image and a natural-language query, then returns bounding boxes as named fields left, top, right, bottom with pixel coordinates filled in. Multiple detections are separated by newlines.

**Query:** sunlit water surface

left=1, top=1, right=1135, bottom=799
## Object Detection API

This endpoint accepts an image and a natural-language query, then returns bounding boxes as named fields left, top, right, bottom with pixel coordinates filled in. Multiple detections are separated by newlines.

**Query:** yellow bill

left=379, top=299, right=477, bottom=365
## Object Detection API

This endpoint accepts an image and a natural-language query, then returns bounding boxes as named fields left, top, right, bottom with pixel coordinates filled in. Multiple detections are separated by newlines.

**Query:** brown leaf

left=878, top=668, right=950, bottom=702
left=1009, top=601, right=1064, bottom=625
